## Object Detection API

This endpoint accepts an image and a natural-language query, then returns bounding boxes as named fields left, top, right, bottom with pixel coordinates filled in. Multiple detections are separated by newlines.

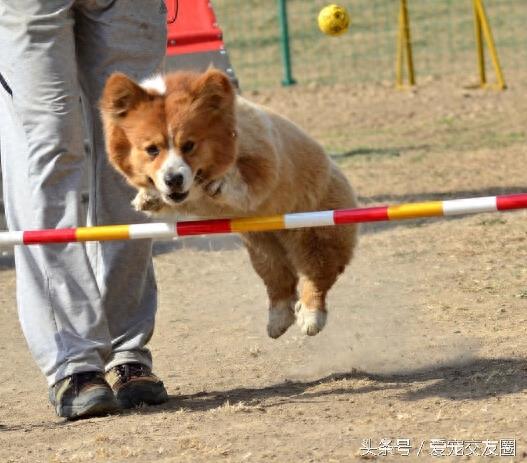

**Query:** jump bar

left=1, top=193, right=526, bottom=247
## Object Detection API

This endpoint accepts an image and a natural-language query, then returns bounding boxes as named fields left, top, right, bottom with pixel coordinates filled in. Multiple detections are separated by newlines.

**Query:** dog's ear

left=106, top=123, right=133, bottom=176
left=100, top=73, right=149, bottom=119
left=192, top=69, right=234, bottom=111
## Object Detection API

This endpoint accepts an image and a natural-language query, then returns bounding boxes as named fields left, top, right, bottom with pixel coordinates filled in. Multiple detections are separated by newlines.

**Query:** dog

left=100, top=69, right=358, bottom=338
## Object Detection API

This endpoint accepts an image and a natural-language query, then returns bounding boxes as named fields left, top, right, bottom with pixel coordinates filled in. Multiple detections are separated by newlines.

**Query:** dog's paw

left=132, top=189, right=164, bottom=213
left=295, top=301, right=327, bottom=336
left=267, top=301, right=296, bottom=339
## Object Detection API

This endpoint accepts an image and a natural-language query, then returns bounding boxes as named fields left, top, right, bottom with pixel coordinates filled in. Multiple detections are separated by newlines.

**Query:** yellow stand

left=395, top=0, right=415, bottom=88
left=395, top=0, right=505, bottom=90
left=472, top=0, right=506, bottom=90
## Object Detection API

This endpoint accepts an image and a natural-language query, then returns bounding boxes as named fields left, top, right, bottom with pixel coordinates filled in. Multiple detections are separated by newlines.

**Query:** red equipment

left=165, top=0, right=238, bottom=87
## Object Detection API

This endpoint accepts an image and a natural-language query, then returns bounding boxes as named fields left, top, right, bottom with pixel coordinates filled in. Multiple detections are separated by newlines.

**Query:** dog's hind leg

left=242, top=233, right=298, bottom=339
left=282, top=226, right=356, bottom=336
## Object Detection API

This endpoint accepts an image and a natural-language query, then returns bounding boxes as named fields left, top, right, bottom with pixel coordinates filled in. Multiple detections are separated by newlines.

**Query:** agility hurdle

left=0, top=193, right=526, bottom=247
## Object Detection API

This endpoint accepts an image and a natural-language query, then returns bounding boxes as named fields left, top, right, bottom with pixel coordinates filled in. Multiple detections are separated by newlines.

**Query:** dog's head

left=100, top=69, right=237, bottom=205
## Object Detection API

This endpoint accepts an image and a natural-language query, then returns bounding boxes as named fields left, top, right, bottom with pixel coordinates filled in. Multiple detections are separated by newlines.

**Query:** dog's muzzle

left=168, top=191, right=189, bottom=203
left=163, top=172, right=190, bottom=203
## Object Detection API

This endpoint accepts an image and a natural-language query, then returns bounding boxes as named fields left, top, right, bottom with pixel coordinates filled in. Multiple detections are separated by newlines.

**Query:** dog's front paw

left=295, top=301, right=327, bottom=336
left=132, top=189, right=164, bottom=213
left=267, top=300, right=296, bottom=339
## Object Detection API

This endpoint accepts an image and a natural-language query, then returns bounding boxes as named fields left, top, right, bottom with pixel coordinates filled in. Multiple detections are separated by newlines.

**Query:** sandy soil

left=0, top=78, right=526, bottom=462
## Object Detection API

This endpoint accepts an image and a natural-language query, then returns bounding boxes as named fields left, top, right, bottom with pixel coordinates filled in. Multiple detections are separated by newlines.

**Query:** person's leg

left=0, top=0, right=112, bottom=386
left=74, top=1, right=167, bottom=387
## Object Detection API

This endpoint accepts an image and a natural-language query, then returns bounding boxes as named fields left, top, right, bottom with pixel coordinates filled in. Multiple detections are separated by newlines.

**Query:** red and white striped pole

left=1, top=193, right=526, bottom=247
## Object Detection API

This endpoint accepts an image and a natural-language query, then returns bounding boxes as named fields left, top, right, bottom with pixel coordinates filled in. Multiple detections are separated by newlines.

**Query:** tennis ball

left=318, top=4, right=350, bottom=37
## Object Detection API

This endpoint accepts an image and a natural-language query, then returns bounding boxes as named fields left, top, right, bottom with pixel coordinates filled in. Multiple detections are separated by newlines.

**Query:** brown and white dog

left=100, top=69, right=357, bottom=338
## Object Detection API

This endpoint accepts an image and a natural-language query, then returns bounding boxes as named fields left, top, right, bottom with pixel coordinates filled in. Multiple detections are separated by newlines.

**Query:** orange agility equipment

left=165, top=0, right=238, bottom=86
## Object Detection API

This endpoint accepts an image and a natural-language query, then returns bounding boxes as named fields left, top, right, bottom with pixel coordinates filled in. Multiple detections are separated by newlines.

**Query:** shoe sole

left=116, top=384, right=169, bottom=409
left=61, top=401, right=119, bottom=420
left=56, top=392, right=119, bottom=420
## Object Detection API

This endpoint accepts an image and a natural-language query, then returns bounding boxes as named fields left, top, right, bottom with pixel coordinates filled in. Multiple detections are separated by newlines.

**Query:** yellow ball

left=318, top=4, right=350, bottom=37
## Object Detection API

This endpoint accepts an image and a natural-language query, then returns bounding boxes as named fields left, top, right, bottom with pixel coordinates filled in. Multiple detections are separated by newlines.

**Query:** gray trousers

left=0, top=0, right=167, bottom=386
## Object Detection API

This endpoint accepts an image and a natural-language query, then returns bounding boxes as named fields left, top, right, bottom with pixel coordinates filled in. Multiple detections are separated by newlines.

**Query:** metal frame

left=472, top=0, right=506, bottom=90
left=396, top=0, right=416, bottom=88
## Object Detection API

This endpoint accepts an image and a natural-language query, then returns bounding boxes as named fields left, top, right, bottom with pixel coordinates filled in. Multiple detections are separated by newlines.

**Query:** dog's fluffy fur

left=100, top=69, right=357, bottom=338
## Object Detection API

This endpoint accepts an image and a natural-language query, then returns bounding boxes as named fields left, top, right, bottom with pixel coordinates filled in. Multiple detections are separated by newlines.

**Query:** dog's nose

left=164, top=172, right=185, bottom=190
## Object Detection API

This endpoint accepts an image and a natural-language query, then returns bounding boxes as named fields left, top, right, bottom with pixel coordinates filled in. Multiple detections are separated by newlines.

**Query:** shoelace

left=115, top=363, right=149, bottom=382
left=71, top=371, right=102, bottom=395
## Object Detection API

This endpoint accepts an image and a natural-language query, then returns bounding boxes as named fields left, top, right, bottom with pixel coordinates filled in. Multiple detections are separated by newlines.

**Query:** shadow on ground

left=1, top=357, right=525, bottom=431
left=330, top=144, right=428, bottom=159
left=147, top=357, right=527, bottom=414
left=358, top=186, right=527, bottom=206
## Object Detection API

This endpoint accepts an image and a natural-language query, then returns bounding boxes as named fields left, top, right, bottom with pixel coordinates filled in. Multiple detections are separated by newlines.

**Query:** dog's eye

left=145, top=145, right=160, bottom=157
left=181, top=141, right=195, bottom=154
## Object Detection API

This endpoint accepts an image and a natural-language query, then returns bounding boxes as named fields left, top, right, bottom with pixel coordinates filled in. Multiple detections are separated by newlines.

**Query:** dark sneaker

left=49, top=372, right=119, bottom=420
left=105, top=363, right=168, bottom=409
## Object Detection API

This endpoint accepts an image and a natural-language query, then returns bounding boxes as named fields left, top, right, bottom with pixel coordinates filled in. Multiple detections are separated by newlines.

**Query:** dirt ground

left=1, top=77, right=526, bottom=462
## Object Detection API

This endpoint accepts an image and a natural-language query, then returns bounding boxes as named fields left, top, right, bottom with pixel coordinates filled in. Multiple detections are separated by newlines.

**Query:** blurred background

left=213, top=0, right=526, bottom=89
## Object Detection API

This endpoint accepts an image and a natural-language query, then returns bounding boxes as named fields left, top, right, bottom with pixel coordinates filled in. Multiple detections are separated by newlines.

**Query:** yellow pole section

left=401, top=0, right=415, bottom=86
left=472, top=0, right=486, bottom=86
left=231, top=215, right=285, bottom=233
left=474, top=0, right=506, bottom=89
left=76, top=225, right=130, bottom=242
left=387, top=202, right=443, bottom=220
left=396, top=0, right=404, bottom=87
